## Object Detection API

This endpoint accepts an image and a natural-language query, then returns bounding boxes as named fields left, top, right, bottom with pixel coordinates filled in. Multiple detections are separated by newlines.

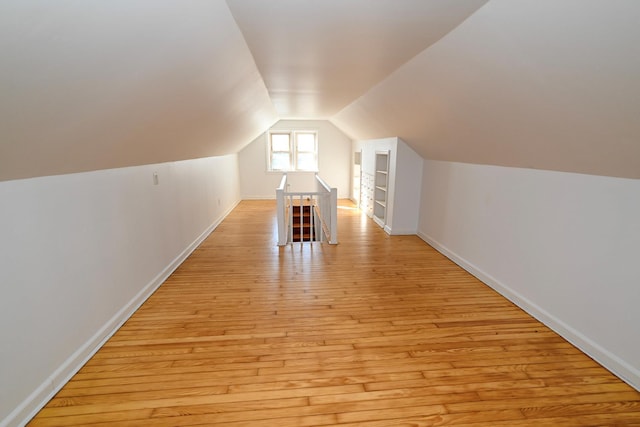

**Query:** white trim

left=3, top=200, right=240, bottom=427
left=417, top=230, right=640, bottom=392
left=386, top=227, right=416, bottom=235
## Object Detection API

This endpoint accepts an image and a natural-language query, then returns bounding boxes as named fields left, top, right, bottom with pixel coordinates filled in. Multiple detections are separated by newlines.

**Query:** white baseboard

left=241, top=196, right=349, bottom=201
left=387, top=227, right=417, bottom=235
left=241, top=195, right=276, bottom=200
left=3, top=200, right=239, bottom=427
left=417, top=230, right=640, bottom=392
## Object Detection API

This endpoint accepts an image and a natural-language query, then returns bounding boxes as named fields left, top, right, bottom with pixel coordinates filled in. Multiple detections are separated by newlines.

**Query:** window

left=269, top=133, right=292, bottom=171
left=268, top=130, right=318, bottom=171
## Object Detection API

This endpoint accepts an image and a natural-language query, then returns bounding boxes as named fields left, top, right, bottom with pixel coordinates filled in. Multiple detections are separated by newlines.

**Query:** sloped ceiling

left=1, top=0, right=639, bottom=182
left=332, top=0, right=640, bottom=179
left=0, top=0, right=277, bottom=181
left=225, top=0, right=487, bottom=119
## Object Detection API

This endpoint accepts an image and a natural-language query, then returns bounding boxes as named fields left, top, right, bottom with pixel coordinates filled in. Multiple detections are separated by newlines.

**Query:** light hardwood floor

left=29, top=200, right=640, bottom=426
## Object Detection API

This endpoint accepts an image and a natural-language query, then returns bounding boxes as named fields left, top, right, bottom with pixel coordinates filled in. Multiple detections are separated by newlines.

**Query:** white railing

left=276, top=173, right=338, bottom=246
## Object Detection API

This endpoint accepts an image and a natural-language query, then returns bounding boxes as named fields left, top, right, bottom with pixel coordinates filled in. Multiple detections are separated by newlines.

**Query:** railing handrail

left=277, top=173, right=287, bottom=191
left=283, top=191, right=322, bottom=197
left=315, top=173, right=331, bottom=192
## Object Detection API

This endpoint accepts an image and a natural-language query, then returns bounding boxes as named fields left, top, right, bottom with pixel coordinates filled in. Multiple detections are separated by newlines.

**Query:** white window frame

left=267, top=130, right=318, bottom=172
left=267, top=132, right=293, bottom=172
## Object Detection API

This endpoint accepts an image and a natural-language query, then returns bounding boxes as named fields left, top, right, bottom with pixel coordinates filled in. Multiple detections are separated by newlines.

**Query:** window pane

left=296, top=133, right=315, bottom=152
left=271, top=152, right=291, bottom=170
left=296, top=152, right=316, bottom=171
left=271, top=134, right=290, bottom=151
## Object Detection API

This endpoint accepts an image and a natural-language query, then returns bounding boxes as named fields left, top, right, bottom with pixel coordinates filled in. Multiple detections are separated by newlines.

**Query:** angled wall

left=0, top=155, right=241, bottom=427
left=418, top=160, right=640, bottom=390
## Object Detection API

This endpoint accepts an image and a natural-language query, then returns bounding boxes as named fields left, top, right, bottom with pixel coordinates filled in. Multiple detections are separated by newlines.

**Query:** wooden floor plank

left=28, top=200, right=640, bottom=426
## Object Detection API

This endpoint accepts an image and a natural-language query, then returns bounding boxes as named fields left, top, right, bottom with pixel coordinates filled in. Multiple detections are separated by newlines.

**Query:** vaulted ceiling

left=1, top=0, right=639, bottom=182
left=226, top=0, right=487, bottom=119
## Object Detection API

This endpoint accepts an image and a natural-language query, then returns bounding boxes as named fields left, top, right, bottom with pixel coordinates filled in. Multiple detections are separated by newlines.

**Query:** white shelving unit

left=355, top=137, right=422, bottom=235
left=373, top=151, right=389, bottom=227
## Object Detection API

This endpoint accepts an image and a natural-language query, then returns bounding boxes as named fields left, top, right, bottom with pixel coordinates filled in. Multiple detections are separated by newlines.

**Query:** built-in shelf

left=357, top=137, right=423, bottom=235
left=373, top=151, right=389, bottom=227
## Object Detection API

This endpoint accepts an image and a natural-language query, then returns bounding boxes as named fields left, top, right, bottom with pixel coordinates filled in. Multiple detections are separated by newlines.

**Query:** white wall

left=238, top=120, right=351, bottom=199
left=0, top=155, right=241, bottom=427
left=393, top=140, right=424, bottom=234
left=418, top=160, right=640, bottom=390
